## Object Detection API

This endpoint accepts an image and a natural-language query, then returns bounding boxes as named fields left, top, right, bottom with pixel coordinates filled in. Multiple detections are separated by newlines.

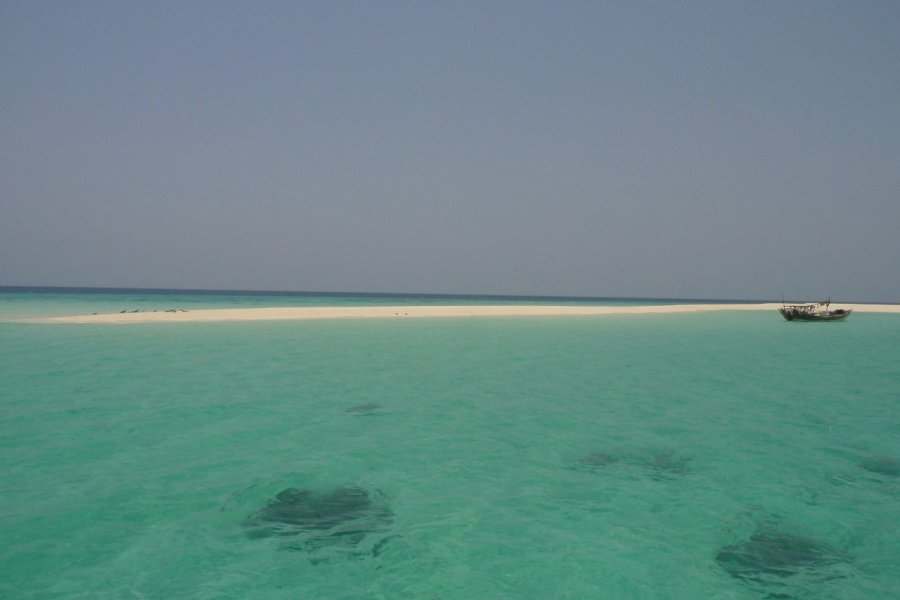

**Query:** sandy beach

left=25, top=303, right=900, bottom=324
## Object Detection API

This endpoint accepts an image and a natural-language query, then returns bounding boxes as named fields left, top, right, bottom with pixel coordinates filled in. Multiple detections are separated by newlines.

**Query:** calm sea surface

left=1, top=289, right=898, bottom=599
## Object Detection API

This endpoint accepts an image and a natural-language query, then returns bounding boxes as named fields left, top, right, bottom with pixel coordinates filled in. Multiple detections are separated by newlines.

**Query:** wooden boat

left=778, top=300, right=851, bottom=322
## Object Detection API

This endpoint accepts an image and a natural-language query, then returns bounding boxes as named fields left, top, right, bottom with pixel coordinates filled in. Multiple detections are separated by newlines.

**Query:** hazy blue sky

left=2, top=1, right=898, bottom=301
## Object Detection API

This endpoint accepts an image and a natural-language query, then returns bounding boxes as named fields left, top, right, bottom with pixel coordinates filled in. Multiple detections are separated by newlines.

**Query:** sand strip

left=22, top=303, right=900, bottom=324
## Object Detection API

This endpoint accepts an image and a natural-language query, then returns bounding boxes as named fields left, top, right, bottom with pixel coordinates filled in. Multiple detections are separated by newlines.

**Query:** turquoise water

left=1, top=290, right=899, bottom=599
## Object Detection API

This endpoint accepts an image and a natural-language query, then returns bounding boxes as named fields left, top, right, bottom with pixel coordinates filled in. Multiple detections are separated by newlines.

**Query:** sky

left=1, top=1, right=898, bottom=302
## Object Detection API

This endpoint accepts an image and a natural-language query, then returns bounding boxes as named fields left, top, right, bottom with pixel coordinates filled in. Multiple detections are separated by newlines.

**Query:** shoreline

left=20, top=302, right=900, bottom=324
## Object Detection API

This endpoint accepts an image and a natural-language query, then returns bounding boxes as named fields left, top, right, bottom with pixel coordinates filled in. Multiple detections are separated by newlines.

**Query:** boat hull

left=778, top=307, right=852, bottom=322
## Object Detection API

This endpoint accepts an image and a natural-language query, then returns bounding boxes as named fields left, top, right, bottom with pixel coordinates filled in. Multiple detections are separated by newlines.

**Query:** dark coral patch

left=571, top=448, right=690, bottom=478
left=243, top=486, right=394, bottom=556
left=570, top=451, right=619, bottom=472
left=860, top=456, right=900, bottom=477
left=637, top=449, right=691, bottom=477
left=716, top=527, right=850, bottom=584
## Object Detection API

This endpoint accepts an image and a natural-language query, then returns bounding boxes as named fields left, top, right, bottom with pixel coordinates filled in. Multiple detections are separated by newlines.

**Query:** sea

left=1, top=287, right=898, bottom=599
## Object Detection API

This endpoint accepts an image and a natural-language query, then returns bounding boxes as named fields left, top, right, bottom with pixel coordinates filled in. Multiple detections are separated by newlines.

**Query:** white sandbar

left=26, top=303, right=900, bottom=324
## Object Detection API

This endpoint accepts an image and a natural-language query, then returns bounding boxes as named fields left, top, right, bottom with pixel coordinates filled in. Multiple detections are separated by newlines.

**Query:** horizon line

left=0, top=284, right=892, bottom=306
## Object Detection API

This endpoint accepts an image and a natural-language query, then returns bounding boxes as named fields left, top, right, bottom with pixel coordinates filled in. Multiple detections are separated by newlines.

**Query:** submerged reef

left=572, top=448, right=691, bottom=478
left=243, top=486, right=394, bottom=557
left=578, top=451, right=618, bottom=468
left=716, top=526, right=851, bottom=593
left=637, top=449, right=691, bottom=476
left=860, top=456, right=900, bottom=477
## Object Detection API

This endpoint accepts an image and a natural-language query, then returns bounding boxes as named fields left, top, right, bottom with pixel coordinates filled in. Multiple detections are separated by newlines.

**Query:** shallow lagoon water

left=1, top=291, right=898, bottom=598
